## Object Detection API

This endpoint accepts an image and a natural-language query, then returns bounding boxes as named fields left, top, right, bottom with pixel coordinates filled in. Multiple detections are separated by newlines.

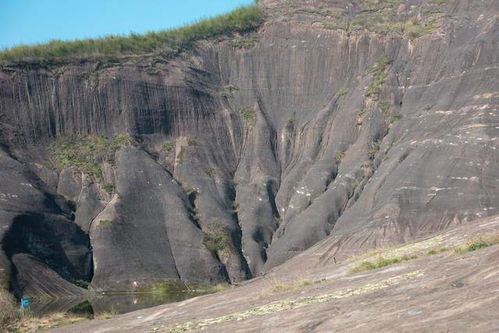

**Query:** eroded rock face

left=0, top=0, right=498, bottom=294
left=0, top=148, right=92, bottom=296
left=90, top=146, right=227, bottom=290
left=11, top=253, right=87, bottom=298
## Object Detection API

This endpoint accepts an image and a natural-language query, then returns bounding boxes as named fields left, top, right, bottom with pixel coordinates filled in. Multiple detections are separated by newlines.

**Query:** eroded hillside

left=0, top=0, right=498, bottom=298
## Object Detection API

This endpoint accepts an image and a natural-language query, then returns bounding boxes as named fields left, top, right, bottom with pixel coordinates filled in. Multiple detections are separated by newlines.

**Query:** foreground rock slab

left=48, top=215, right=499, bottom=333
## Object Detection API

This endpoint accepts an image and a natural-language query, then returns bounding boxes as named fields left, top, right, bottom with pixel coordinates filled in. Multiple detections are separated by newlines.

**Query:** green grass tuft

left=236, top=107, right=256, bottom=126
left=161, top=140, right=174, bottom=152
left=350, top=254, right=418, bottom=274
left=102, top=183, right=114, bottom=194
left=367, top=57, right=393, bottom=74
left=455, top=237, right=498, bottom=254
left=98, top=220, right=111, bottom=227
left=466, top=241, right=489, bottom=251
left=336, top=151, right=345, bottom=163
left=378, top=101, right=401, bottom=124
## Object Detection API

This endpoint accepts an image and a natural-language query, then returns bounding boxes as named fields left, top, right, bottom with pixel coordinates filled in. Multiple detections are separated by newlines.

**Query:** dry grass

left=8, top=311, right=114, bottom=332
left=168, top=271, right=423, bottom=332
left=0, top=290, right=19, bottom=331
left=262, top=276, right=322, bottom=296
left=13, top=312, right=88, bottom=332
left=347, top=234, right=446, bottom=264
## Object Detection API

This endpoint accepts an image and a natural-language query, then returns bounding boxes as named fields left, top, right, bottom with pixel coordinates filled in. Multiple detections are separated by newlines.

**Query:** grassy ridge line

left=0, top=4, right=264, bottom=65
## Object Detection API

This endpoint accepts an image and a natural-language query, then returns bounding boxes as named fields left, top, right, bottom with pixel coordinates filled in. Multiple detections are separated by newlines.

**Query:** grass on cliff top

left=0, top=4, right=264, bottom=65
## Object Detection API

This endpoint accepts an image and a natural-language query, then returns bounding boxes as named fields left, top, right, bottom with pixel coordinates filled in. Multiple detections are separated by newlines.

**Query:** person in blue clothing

left=20, top=296, right=30, bottom=310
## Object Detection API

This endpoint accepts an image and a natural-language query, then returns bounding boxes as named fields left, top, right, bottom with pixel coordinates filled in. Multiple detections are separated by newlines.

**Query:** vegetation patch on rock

left=350, top=255, right=419, bottom=274
left=366, top=57, right=392, bottom=97
left=203, top=229, right=231, bottom=254
left=97, top=219, right=112, bottom=228
left=102, top=183, right=114, bottom=194
left=317, top=0, right=444, bottom=40
left=229, top=33, right=260, bottom=49
left=50, top=134, right=132, bottom=178
left=236, top=107, right=256, bottom=126
left=161, top=140, right=174, bottom=152
left=454, top=235, right=499, bottom=254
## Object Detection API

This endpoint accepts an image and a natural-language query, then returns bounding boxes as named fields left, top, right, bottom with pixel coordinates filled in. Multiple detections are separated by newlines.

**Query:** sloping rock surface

left=47, top=215, right=499, bottom=332
left=0, top=0, right=498, bottom=294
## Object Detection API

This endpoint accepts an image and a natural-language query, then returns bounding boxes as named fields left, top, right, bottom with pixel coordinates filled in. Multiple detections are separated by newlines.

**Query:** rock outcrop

left=0, top=0, right=498, bottom=295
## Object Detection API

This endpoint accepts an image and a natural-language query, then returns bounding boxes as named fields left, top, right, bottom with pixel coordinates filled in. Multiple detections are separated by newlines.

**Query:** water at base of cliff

left=24, top=290, right=208, bottom=318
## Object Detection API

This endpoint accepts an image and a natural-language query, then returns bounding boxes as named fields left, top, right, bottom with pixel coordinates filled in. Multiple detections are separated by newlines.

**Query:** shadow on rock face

left=1, top=213, right=92, bottom=297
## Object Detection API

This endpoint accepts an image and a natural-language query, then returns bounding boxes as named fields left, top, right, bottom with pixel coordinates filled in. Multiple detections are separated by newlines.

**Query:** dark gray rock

left=57, top=167, right=82, bottom=203
left=0, top=148, right=92, bottom=297
left=74, top=182, right=106, bottom=233
left=0, top=0, right=497, bottom=293
left=2, top=213, right=92, bottom=284
left=90, top=146, right=226, bottom=290
left=11, top=253, right=87, bottom=298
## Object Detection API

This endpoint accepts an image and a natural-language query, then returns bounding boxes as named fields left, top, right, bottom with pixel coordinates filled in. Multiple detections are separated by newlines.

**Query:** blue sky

left=0, top=0, right=254, bottom=49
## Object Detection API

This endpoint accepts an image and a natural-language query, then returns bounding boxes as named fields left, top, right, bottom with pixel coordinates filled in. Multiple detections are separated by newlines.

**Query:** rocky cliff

left=0, top=0, right=498, bottom=296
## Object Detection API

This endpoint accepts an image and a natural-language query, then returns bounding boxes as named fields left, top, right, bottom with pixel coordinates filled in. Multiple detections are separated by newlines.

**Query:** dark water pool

left=28, top=291, right=207, bottom=318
